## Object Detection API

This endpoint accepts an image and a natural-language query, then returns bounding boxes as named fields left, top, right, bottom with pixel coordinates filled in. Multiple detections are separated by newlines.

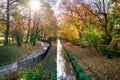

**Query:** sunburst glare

left=30, top=0, right=40, bottom=11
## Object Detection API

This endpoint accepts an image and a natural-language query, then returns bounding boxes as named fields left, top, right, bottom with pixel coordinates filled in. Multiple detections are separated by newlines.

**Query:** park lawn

left=0, top=37, right=12, bottom=41
left=0, top=37, right=4, bottom=41
left=63, top=41, right=120, bottom=80
left=0, top=42, right=57, bottom=80
left=0, top=37, right=12, bottom=45
left=0, top=41, right=41, bottom=66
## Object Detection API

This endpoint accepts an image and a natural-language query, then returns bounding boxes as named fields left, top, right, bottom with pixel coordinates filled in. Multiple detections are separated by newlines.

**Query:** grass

left=0, top=37, right=12, bottom=41
left=0, top=44, right=3, bottom=46
left=16, top=58, right=56, bottom=80
left=0, top=42, right=57, bottom=80
left=17, top=61, right=47, bottom=80
left=0, top=37, right=4, bottom=40
left=0, top=42, right=41, bottom=66
left=0, top=45, right=23, bottom=66
left=0, top=37, right=12, bottom=46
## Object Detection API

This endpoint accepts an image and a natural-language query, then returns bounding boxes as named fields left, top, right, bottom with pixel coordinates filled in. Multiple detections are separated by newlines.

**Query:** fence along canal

left=0, top=41, right=51, bottom=75
left=57, top=38, right=76, bottom=80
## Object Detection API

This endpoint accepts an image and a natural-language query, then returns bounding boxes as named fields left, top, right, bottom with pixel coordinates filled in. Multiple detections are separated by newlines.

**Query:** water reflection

left=57, top=38, right=76, bottom=80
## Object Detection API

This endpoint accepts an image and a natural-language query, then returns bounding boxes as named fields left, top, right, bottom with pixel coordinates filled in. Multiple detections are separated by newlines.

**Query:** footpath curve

left=0, top=41, right=51, bottom=75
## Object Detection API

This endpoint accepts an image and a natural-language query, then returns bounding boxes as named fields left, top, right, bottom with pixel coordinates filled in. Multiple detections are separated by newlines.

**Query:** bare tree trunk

left=103, top=0, right=112, bottom=43
left=26, top=6, right=31, bottom=43
left=4, top=0, right=10, bottom=45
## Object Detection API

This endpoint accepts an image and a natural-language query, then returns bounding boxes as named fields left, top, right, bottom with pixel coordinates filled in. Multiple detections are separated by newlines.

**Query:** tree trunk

left=4, top=0, right=10, bottom=45
left=102, top=0, right=112, bottom=44
left=104, top=13, right=112, bottom=44
left=26, top=6, right=31, bottom=43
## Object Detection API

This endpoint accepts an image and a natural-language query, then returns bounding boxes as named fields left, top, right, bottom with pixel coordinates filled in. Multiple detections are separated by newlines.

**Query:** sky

left=48, top=0, right=90, bottom=25
left=48, top=0, right=110, bottom=25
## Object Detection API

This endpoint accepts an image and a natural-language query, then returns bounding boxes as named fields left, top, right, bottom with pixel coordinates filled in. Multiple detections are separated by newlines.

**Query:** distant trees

left=59, top=0, right=120, bottom=50
left=38, top=2, right=57, bottom=40
left=3, top=0, right=27, bottom=45
left=0, top=0, right=57, bottom=46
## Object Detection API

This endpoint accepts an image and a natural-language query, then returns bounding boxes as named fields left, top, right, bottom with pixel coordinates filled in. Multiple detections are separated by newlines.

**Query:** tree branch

left=9, top=0, right=18, bottom=5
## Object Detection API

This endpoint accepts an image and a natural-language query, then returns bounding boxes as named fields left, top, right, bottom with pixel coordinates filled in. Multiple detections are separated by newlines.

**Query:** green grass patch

left=0, top=45, right=23, bottom=66
left=17, top=62, right=46, bottom=80
left=0, top=37, right=12, bottom=41
left=0, top=37, right=4, bottom=41
left=44, top=61, right=56, bottom=80
left=0, top=44, right=3, bottom=46
left=17, top=55, right=56, bottom=80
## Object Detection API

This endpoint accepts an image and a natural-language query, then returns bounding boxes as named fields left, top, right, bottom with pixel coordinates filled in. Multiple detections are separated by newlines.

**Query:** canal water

left=57, top=38, right=76, bottom=80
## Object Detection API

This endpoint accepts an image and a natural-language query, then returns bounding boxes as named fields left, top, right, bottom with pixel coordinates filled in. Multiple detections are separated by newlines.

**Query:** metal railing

left=0, top=41, right=51, bottom=75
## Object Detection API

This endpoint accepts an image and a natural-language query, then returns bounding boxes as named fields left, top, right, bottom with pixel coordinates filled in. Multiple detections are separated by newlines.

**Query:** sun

left=30, top=0, right=40, bottom=11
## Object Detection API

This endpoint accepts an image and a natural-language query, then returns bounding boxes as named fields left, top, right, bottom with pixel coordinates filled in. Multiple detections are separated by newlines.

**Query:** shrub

left=48, top=36, right=57, bottom=41
left=13, top=27, right=24, bottom=46
left=64, top=48, right=92, bottom=80
left=81, top=27, right=103, bottom=49
left=17, top=62, right=46, bottom=80
left=99, top=46, right=120, bottom=58
left=108, top=37, right=120, bottom=51
left=71, top=40, right=82, bottom=46
left=30, top=30, right=40, bottom=46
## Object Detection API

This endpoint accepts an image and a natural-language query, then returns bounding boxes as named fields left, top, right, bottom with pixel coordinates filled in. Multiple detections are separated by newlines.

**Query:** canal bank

left=57, top=38, right=76, bottom=80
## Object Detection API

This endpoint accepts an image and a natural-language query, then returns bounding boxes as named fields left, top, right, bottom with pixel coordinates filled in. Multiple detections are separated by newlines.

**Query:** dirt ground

left=62, top=41, right=120, bottom=80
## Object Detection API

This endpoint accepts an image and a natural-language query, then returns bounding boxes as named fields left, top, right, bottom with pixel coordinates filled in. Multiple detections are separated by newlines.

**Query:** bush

left=81, top=27, right=103, bottom=49
left=99, top=46, right=120, bottom=58
left=71, top=40, right=81, bottom=46
left=13, top=27, right=24, bottom=46
left=30, top=30, right=39, bottom=46
left=48, top=36, right=57, bottom=41
left=108, top=37, right=120, bottom=51
left=17, top=62, right=46, bottom=80
left=64, top=48, right=92, bottom=80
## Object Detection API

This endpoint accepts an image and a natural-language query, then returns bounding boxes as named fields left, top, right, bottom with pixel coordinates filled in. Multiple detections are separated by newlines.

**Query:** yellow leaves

left=60, top=23, right=79, bottom=41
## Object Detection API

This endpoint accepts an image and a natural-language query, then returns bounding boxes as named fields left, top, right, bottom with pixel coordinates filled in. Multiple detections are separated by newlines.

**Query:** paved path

left=0, top=41, right=50, bottom=75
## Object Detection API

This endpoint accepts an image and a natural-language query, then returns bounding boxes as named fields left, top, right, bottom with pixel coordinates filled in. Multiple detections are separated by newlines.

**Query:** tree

left=4, top=0, right=27, bottom=45
left=60, top=0, right=98, bottom=40
left=59, top=22, right=79, bottom=41
left=26, top=6, right=31, bottom=43
left=13, top=23, right=24, bottom=46
left=38, top=2, right=58, bottom=40
left=4, top=0, right=10, bottom=45
left=86, top=0, right=113, bottom=44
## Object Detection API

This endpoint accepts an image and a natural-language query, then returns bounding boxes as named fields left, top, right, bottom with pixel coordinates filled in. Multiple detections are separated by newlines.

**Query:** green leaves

left=30, top=29, right=40, bottom=46
left=13, top=27, right=24, bottom=46
left=99, top=46, right=120, bottom=58
left=81, top=27, right=103, bottom=48
left=17, top=63, right=45, bottom=80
